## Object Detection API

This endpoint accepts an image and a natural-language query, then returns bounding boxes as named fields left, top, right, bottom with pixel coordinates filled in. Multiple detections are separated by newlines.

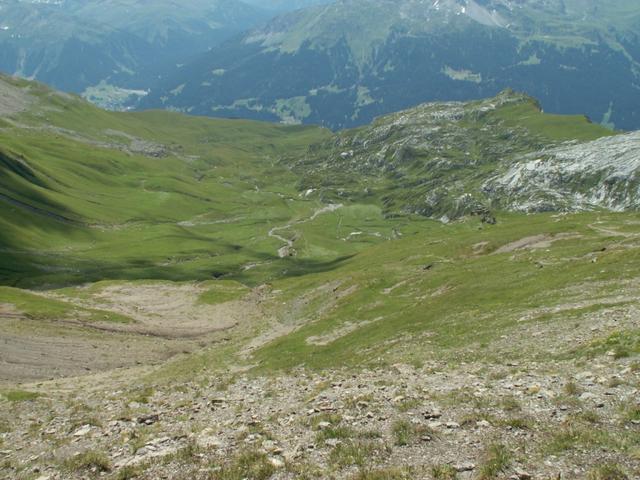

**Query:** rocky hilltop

left=291, top=91, right=640, bottom=221
left=486, top=132, right=640, bottom=212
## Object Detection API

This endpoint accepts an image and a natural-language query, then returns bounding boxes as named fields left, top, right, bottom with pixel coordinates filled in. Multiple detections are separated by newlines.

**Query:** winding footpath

left=268, top=203, right=343, bottom=258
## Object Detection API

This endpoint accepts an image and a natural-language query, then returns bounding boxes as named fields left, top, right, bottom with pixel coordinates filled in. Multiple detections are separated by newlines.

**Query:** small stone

left=268, top=457, right=285, bottom=469
left=579, top=392, right=598, bottom=402
left=137, top=414, right=159, bottom=425
left=514, top=469, right=532, bottom=480
left=477, top=420, right=491, bottom=428
left=423, top=409, right=442, bottom=419
left=454, top=462, right=475, bottom=472
left=73, top=425, right=92, bottom=437
left=446, top=422, right=460, bottom=429
left=317, top=421, right=331, bottom=430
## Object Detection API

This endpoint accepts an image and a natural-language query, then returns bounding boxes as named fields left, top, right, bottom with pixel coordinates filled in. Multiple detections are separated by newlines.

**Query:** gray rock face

left=486, top=132, right=640, bottom=212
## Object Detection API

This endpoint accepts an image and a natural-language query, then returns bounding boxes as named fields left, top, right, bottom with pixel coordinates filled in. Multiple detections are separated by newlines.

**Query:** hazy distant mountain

left=242, top=0, right=333, bottom=12
left=143, top=0, right=640, bottom=130
left=0, top=0, right=271, bottom=108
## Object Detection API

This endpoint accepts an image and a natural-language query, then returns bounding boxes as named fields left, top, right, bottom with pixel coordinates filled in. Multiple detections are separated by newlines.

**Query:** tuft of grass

left=575, top=410, right=601, bottom=424
left=63, top=450, right=111, bottom=474
left=309, top=412, right=342, bottom=429
left=0, top=420, right=10, bottom=434
left=215, top=450, right=276, bottom=480
left=70, top=415, right=103, bottom=433
left=587, top=464, right=629, bottom=480
left=130, top=386, right=154, bottom=405
left=431, top=464, right=458, bottom=479
left=502, top=416, right=533, bottom=430
left=329, top=441, right=389, bottom=469
left=114, top=465, right=144, bottom=479
left=170, top=440, right=201, bottom=464
left=620, top=402, right=640, bottom=424
left=358, top=429, right=383, bottom=439
left=2, top=390, right=40, bottom=402
left=129, top=429, right=150, bottom=455
left=391, top=419, right=433, bottom=446
left=395, top=398, right=421, bottom=412
left=351, top=467, right=414, bottom=480
left=499, top=396, right=522, bottom=412
left=546, top=426, right=582, bottom=453
left=477, top=443, right=511, bottom=480
left=572, top=329, right=640, bottom=360
left=564, top=381, right=582, bottom=396
left=316, top=426, right=356, bottom=443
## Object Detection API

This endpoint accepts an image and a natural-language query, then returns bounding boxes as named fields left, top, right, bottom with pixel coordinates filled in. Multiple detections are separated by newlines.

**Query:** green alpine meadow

left=0, top=1, right=639, bottom=478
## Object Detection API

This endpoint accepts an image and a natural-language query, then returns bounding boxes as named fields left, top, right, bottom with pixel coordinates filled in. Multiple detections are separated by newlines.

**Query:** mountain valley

left=0, top=74, right=638, bottom=479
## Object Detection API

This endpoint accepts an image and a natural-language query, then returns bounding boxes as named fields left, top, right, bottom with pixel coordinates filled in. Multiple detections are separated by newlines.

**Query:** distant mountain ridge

left=0, top=0, right=271, bottom=108
left=242, top=0, right=333, bottom=12
left=143, top=0, right=640, bottom=130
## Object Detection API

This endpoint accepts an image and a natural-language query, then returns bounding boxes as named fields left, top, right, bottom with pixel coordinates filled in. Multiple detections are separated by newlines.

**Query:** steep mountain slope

left=0, top=0, right=270, bottom=108
left=0, top=76, right=639, bottom=480
left=0, top=73, right=332, bottom=287
left=144, top=0, right=640, bottom=130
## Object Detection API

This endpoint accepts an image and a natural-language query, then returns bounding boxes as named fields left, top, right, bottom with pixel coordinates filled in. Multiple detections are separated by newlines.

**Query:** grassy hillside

left=0, top=76, right=638, bottom=480
left=0, top=74, right=336, bottom=288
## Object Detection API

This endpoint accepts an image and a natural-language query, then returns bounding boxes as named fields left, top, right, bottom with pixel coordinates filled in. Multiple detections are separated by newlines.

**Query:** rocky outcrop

left=485, top=132, right=640, bottom=212
left=291, top=91, right=640, bottom=221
